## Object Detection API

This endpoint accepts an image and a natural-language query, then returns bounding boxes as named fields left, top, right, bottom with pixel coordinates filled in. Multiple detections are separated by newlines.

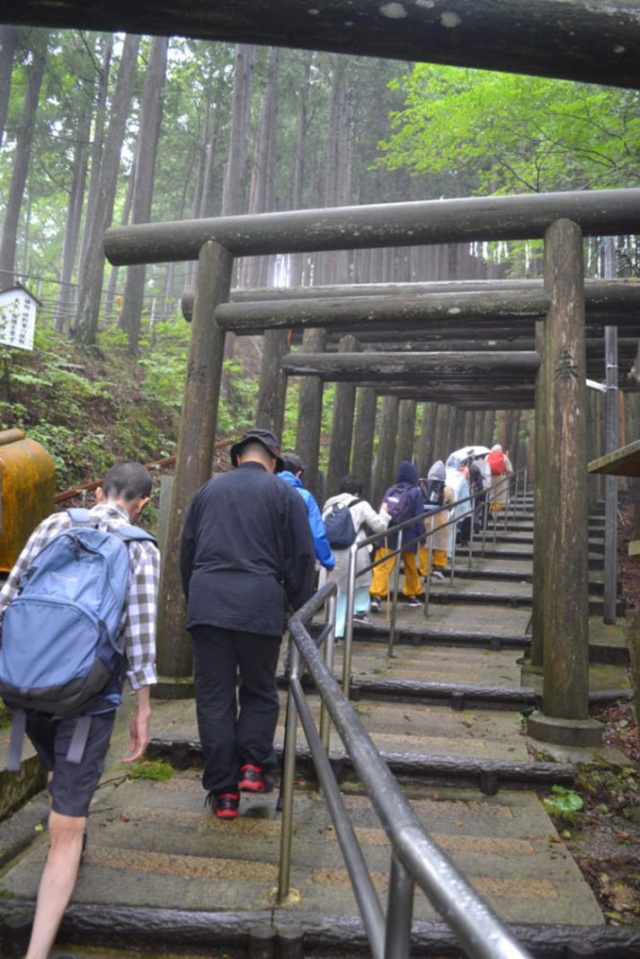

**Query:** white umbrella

left=449, top=445, right=491, bottom=462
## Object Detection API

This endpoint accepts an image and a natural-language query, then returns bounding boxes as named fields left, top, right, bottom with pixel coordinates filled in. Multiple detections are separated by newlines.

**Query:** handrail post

left=384, top=853, right=414, bottom=959
left=387, top=528, right=403, bottom=657
left=342, top=545, right=358, bottom=698
left=423, top=515, right=435, bottom=617
left=321, top=591, right=337, bottom=749
left=468, top=491, right=476, bottom=570
left=277, top=642, right=301, bottom=903
left=449, top=515, right=457, bottom=586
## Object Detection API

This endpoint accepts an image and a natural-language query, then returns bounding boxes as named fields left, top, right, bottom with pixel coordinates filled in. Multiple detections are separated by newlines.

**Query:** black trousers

left=190, top=624, right=282, bottom=794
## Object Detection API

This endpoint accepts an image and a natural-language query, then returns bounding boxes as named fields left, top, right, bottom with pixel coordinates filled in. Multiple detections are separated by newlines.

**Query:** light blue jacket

left=279, top=471, right=336, bottom=570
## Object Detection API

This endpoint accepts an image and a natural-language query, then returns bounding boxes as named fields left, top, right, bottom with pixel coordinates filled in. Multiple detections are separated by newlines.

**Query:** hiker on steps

left=369, top=461, right=426, bottom=612
left=180, top=428, right=315, bottom=821
left=418, top=459, right=454, bottom=581
left=320, top=475, right=390, bottom=641
left=487, top=444, right=513, bottom=512
left=278, top=451, right=336, bottom=577
left=0, top=461, right=159, bottom=959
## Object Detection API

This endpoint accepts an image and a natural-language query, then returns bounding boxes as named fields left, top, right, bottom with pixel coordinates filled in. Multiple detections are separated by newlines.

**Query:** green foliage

left=543, top=784, right=584, bottom=822
left=0, top=323, right=184, bottom=489
left=378, top=64, right=640, bottom=197
left=125, top=759, right=174, bottom=782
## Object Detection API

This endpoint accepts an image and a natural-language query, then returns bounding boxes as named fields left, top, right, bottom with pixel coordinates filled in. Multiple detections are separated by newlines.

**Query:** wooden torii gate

left=5, top=1, right=640, bottom=91
left=105, top=187, right=640, bottom=747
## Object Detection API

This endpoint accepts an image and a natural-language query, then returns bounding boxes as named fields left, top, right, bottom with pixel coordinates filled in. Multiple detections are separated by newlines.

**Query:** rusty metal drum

left=0, top=429, right=55, bottom=573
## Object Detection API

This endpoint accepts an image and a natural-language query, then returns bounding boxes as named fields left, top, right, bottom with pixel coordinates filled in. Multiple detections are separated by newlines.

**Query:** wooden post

left=530, top=320, right=547, bottom=668
left=432, top=404, right=451, bottom=463
left=483, top=410, right=496, bottom=447
left=295, top=328, right=326, bottom=503
left=256, top=328, right=289, bottom=439
left=603, top=325, right=619, bottom=624
left=464, top=409, right=477, bottom=447
left=325, top=335, right=358, bottom=498
left=527, top=219, right=602, bottom=746
left=416, top=402, right=435, bottom=474
left=495, top=409, right=508, bottom=449
left=155, top=241, right=233, bottom=684
left=351, top=387, right=377, bottom=495
left=397, top=399, right=417, bottom=463
left=372, top=395, right=399, bottom=507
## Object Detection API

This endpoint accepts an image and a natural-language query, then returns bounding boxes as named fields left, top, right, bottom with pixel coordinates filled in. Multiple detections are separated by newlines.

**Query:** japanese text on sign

left=0, top=288, right=37, bottom=351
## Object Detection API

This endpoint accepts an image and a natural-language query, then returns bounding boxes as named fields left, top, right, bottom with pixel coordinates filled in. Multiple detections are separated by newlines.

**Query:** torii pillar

left=155, top=241, right=233, bottom=688
left=527, top=219, right=602, bottom=747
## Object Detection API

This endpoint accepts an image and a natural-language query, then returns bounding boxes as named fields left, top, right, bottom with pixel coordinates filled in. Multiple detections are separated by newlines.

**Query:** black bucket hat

left=230, top=428, right=284, bottom=472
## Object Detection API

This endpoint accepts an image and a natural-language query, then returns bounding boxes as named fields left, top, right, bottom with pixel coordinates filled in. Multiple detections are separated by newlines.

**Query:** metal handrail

left=278, top=582, right=533, bottom=959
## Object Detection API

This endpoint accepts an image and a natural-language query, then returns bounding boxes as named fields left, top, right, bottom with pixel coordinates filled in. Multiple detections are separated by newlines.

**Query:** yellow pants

left=370, top=547, right=422, bottom=599
left=419, top=545, right=447, bottom=575
left=433, top=548, right=447, bottom=571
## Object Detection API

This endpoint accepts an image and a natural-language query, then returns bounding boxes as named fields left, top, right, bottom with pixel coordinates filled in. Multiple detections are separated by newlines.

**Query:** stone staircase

left=0, top=494, right=635, bottom=959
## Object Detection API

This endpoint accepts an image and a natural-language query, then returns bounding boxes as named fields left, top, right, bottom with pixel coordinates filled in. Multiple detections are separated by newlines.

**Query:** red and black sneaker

left=238, top=763, right=273, bottom=794
left=206, top=791, right=240, bottom=820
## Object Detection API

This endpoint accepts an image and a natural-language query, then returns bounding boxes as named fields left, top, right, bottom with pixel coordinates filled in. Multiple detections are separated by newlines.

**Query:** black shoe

left=407, top=596, right=422, bottom=608
left=370, top=597, right=381, bottom=613
left=205, top=790, right=240, bottom=820
left=238, top=763, right=273, bottom=794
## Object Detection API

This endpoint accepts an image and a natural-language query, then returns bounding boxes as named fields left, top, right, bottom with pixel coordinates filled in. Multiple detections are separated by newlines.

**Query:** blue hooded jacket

left=279, top=471, right=336, bottom=569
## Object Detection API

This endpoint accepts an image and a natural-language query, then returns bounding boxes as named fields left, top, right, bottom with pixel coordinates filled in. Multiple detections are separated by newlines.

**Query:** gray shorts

left=26, top=711, right=116, bottom=818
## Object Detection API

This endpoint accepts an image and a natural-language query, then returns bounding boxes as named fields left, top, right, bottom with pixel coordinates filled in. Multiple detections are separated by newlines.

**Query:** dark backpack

left=382, top=483, right=414, bottom=525
left=324, top=499, right=359, bottom=549
left=0, top=508, right=156, bottom=771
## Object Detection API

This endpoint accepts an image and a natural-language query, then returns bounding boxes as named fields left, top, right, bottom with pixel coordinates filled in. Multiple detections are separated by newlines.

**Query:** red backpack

left=487, top=450, right=506, bottom=475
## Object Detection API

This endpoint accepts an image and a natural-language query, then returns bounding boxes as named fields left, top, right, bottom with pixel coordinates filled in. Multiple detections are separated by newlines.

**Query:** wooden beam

left=282, top=350, right=540, bottom=379
left=588, top=438, right=640, bottom=477
left=105, top=190, right=640, bottom=265
left=6, top=1, right=640, bottom=89
left=215, top=290, right=550, bottom=334
left=182, top=278, right=640, bottom=318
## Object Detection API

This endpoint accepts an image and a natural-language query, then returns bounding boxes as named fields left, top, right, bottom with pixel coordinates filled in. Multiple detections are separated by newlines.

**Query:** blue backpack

left=0, top=508, right=156, bottom=771
left=324, top=499, right=360, bottom=549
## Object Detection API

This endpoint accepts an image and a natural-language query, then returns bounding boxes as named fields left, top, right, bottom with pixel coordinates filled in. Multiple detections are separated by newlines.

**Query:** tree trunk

left=0, top=25, right=19, bottom=149
left=221, top=44, right=256, bottom=218
left=119, top=35, right=169, bottom=355
left=316, top=55, right=350, bottom=285
left=241, top=46, right=280, bottom=289
left=77, top=35, right=113, bottom=284
left=220, top=43, right=256, bottom=376
left=75, top=33, right=140, bottom=346
left=0, top=30, right=47, bottom=286
left=54, top=69, right=95, bottom=331
left=288, top=53, right=312, bottom=287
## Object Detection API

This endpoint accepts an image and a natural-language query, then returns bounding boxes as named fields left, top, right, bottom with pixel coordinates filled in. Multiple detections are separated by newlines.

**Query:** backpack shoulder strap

left=6, top=707, right=26, bottom=772
left=66, top=509, right=156, bottom=545
left=347, top=499, right=360, bottom=509
left=114, top=524, right=157, bottom=545
left=67, top=507, right=93, bottom=524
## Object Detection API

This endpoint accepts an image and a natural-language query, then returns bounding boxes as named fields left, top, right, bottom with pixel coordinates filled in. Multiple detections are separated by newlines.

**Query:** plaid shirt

left=0, top=502, right=159, bottom=691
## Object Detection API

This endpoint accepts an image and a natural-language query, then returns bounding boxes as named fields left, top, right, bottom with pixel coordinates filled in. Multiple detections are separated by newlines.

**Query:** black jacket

left=180, top=461, right=316, bottom=636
